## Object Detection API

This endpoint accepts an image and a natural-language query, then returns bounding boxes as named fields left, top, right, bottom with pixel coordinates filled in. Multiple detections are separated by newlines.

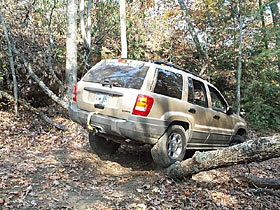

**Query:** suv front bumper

left=69, top=102, right=168, bottom=145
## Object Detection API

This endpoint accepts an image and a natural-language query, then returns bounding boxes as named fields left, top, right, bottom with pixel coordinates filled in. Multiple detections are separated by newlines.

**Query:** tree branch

left=0, top=90, right=66, bottom=130
left=178, top=0, right=209, bottom=76
left=250, top=188, right=280, bottom=198
left=237, top=173, right=280, bottom=190
left=0, top=10, right=18, bottom=115
left=10, top=37, right=68, bottom=109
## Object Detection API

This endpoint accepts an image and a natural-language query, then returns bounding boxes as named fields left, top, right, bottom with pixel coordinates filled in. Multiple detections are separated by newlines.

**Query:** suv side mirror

left=226, top=106, right=233, bottom=115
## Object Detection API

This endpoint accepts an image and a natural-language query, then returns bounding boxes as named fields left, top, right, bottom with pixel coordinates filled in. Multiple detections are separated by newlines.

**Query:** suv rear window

left=154, top=68, right=183, bottom=99
left=83, top=64, right=149, bottom=89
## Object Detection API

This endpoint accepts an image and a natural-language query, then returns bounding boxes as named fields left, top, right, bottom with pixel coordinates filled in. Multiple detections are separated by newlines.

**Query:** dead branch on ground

left=0, top=90, right=67, bottom=130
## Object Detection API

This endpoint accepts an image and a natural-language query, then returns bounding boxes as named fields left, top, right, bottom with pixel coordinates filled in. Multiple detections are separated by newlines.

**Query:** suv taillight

left=73, top=85, right=77, bottom=102
left=132, top=95, right=154, bottom=116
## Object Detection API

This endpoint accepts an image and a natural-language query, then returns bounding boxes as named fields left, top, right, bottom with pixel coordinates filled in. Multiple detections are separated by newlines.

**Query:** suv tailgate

left=77, top=83, right=138, bottom=119
left=76, top=61, right=150, bottom=120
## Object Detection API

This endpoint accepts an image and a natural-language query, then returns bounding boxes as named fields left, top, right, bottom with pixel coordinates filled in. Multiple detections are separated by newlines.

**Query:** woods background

left=0, top=0, right=279, bottom=132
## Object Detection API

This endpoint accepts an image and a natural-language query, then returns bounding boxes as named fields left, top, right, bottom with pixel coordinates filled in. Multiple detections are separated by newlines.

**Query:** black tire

left=230, top=135, right=245, bottom=146
left=89, top=132, right=120, bottom=156
left=151, top=125, right=188, bottom=168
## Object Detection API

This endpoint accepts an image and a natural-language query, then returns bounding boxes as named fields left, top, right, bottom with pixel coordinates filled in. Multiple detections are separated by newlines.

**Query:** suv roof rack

left=153, top=60, right=203, bottom=79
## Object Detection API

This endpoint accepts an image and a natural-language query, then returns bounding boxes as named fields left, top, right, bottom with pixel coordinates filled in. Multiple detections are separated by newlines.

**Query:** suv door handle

left=213, top=115, right=220, bottom=120
left=188, top=108, right=196, bottom=114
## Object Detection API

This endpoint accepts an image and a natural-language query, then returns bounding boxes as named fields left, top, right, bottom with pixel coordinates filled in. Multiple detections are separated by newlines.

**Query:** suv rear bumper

left=69, top=102, right=168, bottom=144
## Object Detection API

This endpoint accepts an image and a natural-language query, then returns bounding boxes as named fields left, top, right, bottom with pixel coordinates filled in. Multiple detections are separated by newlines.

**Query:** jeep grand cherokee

left=69, top=59, right=247, bottom=167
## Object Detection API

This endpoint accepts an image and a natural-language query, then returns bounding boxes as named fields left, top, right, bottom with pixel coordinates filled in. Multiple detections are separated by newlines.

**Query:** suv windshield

left=83, top=64, right=149, bottom=89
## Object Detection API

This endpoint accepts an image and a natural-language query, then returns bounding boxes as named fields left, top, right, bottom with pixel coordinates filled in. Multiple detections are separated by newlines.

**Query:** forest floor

left=0, top=105, right=280, bottom=209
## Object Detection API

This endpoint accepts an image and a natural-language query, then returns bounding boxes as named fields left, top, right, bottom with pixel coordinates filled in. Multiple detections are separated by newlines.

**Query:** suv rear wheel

left=151, top=125, right=187, bottom=167
left=89, top=132, right=120, bottom=155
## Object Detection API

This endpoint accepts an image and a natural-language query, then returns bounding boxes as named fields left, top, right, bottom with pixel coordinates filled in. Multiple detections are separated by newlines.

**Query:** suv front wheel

left=229, top=134, right=245, bottom=146
left=151, top=125, right=188, bottom=167
left=89, top=132, right=120, bottom=155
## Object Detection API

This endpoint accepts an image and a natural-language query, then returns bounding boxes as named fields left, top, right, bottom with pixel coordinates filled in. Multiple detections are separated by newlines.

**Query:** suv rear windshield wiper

left=101, top=79, right=122, bottom=88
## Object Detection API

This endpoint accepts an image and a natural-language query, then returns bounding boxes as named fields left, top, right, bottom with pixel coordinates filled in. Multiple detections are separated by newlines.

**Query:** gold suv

left=69, top=59, right=247, bottom=167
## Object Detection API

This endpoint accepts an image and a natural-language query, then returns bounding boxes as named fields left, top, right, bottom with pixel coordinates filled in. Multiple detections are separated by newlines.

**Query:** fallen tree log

left=236, top=173, right=280, bottom=190
left=165, top=136, right=280, bottom=178
left=0, top=90, right=67, bottom=130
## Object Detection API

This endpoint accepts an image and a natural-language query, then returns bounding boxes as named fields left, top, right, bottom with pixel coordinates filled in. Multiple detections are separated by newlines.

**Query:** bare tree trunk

left=259, top=0, right=268, bottom=49
left=165, top=135, right=280, bottom=178
left=236, top=4, right=243, bottom=116
left=0, top=90, right=66, bottom=130
left=0, top=11, right=18, bottom=115
left=47, top=0, right=64, bottom=94
left=86, top=0, right=92, bottom=49
left=120, top=0, right=127, bottom=58
left=66, top=0, right=78, bottom=100
left=269, top=0, right=280, bottom=71
left=178, top=0, right=209, bottom=76
left=80, top=0, right=87, bottom=48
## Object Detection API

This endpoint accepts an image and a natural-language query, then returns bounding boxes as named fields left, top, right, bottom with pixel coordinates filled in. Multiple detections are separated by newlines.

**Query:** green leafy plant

left=243, top=70, right=280, bottom=131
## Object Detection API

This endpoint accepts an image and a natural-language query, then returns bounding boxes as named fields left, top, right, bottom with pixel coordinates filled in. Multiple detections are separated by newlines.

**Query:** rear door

left=76, top=60, right=150, bottom=120
left=148, top=68, right=185, bottom=120
left=186, top=77, right=212, bottom=147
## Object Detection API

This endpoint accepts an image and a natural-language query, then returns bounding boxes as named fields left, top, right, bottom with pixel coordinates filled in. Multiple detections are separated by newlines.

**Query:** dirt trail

left=0, top=110, right=280, bottom=209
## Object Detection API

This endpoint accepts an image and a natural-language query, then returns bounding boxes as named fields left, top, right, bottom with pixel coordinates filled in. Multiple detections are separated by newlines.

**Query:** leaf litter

left=0, top=106, right=279, bottom=209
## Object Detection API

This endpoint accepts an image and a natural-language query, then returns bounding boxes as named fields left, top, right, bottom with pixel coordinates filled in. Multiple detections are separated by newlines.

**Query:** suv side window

left=154, top=68, right=183, bottom=99
left=188, top=78, right=208, bottom=107
left=209, top=86, right=227, bottom=112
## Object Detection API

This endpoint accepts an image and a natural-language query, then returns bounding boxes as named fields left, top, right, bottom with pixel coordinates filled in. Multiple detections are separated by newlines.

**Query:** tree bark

left=47, top=0, right=64, bottom=93
left=120, top=0, right=127, bottom=58
left=165, top=135, right=280, bottom=179
left=0, top=90, right=66, bottom=130
left=86, top=0, right=92, bottom=49
left=80, top=0, right=87, bottom=48
left=0, top=11, right=18, bottom=115
left=236, top=3, right=243, bottom=116
left=269, top=0, right=280, bottom=71
left=66, top=0, right=78, bottom=100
